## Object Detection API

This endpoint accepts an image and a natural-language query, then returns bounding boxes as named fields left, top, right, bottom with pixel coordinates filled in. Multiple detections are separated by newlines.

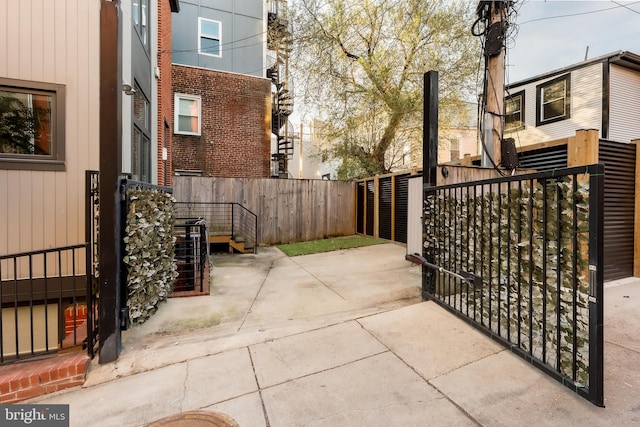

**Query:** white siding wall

left=0, top=0, right=100, bottom=256
left=506, top=63, right=603, bottom=147
left=609, top=64, right=640, bottom=142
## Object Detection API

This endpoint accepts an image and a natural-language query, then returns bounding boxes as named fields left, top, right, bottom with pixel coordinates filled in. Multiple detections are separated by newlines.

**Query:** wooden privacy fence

left=358, top=130, right=638, bottom=281
left=173, top=177, right=356, bottom=245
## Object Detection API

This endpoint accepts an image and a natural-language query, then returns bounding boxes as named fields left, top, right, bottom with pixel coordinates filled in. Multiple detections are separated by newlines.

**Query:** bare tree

left=291, top=0, right=480, bottom=179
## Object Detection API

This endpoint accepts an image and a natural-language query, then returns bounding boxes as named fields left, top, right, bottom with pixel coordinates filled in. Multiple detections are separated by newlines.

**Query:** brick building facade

left=172, top=64, right=271, bottom=177
left=157, top=0, right=178, bottom=185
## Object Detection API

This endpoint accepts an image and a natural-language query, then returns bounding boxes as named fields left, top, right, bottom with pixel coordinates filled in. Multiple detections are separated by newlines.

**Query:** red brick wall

left=157, top=0, right=174, bottom=185
left=172, top=64, right=272, bottom=178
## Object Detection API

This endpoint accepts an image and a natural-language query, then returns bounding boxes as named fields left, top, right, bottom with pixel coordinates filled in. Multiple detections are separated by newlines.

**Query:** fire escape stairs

left=268, top=5, right=294, bottom=163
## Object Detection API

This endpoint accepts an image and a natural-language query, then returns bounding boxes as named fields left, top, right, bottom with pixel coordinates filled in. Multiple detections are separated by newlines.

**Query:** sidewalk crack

left=248, top=347, right=271, bottom=427
left=238, top=261, right=275, bottom=332
left=288, top=257, right=346, bottom=300
left=181, top=360, right=189, bottom=412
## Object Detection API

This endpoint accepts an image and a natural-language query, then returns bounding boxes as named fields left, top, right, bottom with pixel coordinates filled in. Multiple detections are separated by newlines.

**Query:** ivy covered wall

left=123, top=187, right=179, bottom=324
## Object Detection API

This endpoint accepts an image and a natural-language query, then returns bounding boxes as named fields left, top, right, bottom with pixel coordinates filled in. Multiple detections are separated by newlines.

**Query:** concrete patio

left=29, top=243, right=640, bottom=426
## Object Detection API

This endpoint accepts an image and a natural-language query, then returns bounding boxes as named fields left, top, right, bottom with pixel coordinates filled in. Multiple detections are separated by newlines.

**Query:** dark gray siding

left=599, top=140, right=636, bottom=280
left=172, top=0, right=264, bottom=77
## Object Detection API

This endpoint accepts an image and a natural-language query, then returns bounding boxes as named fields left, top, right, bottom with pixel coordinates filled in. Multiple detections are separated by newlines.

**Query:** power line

left=518, top=1, right=640, bottom=25
left=611, top=0, right=640, bottom=14
left=159, top=30, right=268, bottom=55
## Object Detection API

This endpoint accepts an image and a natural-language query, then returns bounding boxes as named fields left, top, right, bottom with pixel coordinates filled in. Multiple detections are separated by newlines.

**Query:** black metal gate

left=85, top=170, right=100, bottom=358
left=417, top=164, right=604, bottom=407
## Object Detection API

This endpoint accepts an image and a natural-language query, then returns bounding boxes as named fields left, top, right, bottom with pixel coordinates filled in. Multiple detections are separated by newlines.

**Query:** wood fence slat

left=174, top=177, right=357, bottom=245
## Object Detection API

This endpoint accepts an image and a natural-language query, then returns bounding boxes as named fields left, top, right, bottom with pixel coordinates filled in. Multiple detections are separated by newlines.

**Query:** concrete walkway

left=30, top=244, right=640, bottom=426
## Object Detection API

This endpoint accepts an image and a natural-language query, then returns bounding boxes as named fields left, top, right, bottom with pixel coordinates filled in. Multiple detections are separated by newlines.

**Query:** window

left=0, top=78, right=65, bottom=170
left=132, top=127, right=151, bottom=182
left=132, top=82, right=151, bottom=182
left=536, top=74, right=571, bottom=126
left=504, top=90, right=525, bottom=133
left=199, top=18, right=221, bottom=57
left=133, top=0, right=149, bottom=50
left=450, top=139, right=460, bottom=161
left=174, top=94, right=201, bottom=135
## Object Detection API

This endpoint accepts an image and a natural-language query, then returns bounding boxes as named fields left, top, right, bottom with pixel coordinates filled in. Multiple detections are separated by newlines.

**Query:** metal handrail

left=175, top=202, right=259, bottom=254
left=0, top=244, right=90, bottom=364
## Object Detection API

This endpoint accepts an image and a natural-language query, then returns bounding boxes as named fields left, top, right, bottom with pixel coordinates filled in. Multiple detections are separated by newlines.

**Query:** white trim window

left=199, top=18, right=221, bottom=57
left=174, top=93, right=201, bottom=135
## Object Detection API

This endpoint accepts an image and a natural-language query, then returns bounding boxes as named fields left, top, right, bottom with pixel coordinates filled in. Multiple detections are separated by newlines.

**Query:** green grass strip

left=277, top=235, right=387, bottom=257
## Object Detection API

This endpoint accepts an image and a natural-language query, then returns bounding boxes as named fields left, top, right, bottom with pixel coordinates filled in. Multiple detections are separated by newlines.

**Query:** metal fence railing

left=0, top=245, right=90, bottom=364
left=85, top=170, right=99, bottom=358
left=416, top=164, right=604, bottom=406
left=174, top=202, right=258, bottom=253
left=174, top=221, right=208, bottom=293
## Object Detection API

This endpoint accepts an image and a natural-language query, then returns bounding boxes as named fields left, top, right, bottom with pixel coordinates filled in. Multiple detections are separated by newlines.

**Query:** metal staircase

left=174, top=202, right=258, bottom=255
left=267, top=0, right=294, bottom=177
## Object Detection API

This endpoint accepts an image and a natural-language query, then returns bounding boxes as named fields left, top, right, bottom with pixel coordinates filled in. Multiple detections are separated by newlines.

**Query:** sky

left=505, top=0, right=640, bottom=83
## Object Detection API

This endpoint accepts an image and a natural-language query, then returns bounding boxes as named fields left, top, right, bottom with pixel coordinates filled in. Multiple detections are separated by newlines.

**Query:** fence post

left=98, top=0, right=123, bottom=364
left=373, top=176, right=380, bottom=238
left=423, top=71, right=438, bottom=186
left=391, top=175, right=396, bottom=241
left=567, top=129, right=599, bottom=167
left=422, top=71, right=438, bottom=300
left=588, top=164, right=605, bottom=407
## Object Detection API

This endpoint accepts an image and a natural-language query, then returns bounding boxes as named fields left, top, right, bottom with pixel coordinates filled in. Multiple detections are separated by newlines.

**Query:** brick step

left=0, top=352, right=89, bottom=403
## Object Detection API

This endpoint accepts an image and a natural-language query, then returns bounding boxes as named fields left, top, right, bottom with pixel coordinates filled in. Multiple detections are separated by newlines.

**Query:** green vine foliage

left=424, top=175, right=591, bottom=387
left=123, top=188, right=179, bottom=325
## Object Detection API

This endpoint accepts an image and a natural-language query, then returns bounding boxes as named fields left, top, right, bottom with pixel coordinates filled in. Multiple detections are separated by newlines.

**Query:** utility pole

left=481, top=1, right=508, bottom=167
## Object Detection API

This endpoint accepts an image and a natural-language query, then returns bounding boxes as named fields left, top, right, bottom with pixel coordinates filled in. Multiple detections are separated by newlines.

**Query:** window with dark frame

left=132, top=82, right=151, bottom=183
left=536, top=74, right=571, bottom=126
left=199, top=18, right=221, bottom=57
left=0, top=78, right=65, bottom=170
left=133, top=0, right=149, bottom=51
left=504, top=90, right=525, bottom=133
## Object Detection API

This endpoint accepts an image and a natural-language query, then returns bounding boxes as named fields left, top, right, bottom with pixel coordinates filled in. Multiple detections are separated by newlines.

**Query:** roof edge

left=507, top=50, right=639, bottom=89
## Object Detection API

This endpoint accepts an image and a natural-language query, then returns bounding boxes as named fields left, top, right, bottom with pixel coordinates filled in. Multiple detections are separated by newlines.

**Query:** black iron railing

left=0, top=245, right=89, bottom=364
left=85, top=170, right=99, bottom=358
left=174, top=220, right=207, bottom=293
left=418, top=164, right=604, bottom=406
left=174, top=202, right=258, bottom=253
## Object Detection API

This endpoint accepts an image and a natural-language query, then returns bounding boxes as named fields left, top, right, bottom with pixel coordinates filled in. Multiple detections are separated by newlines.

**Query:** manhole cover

left=146, top=410, right=239, bottom=427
